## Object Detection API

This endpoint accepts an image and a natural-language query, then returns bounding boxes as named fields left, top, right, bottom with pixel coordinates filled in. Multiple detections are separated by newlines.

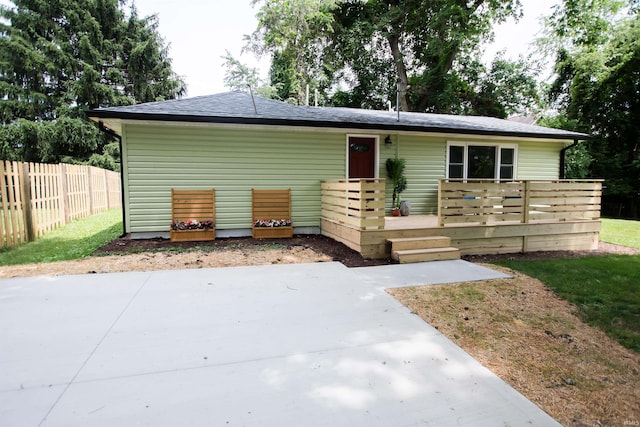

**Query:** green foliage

left=545, top=3, right=640, bottom=216
left=495, top=255, right=640, bottom=352
left=327, top=0, right=533, bottom=114
left=468, top=54, right=541, bottom=118
left=247, top=0, right=335, bottom=105
left=538, top=115, right=592, bottom=178
left=600, top=218, right=640, bottom=248
left=543, top=0, right=631, bottom=49
left=222, top=51, right=279, bottom=99
left=248, top=0, right=540, bottom=116
left=0, top=0, right=186, bottom=169
left=0, top=209, right=122, bottom=265
left=385, top=157, right=407, bottom=208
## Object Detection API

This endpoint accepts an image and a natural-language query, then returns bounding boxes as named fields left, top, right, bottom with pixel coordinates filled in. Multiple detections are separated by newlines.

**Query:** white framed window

left=446, top=142, right=517, bottom=180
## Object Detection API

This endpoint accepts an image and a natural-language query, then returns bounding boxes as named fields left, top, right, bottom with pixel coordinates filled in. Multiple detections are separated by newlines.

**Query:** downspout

left=98, top=122, right=127, bottom=237
left=560, top=139, right=579, bottom=179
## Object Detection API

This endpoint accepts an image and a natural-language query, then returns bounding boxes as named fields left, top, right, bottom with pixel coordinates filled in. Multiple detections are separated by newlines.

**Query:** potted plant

left=385, top=156, right=407, bottom=216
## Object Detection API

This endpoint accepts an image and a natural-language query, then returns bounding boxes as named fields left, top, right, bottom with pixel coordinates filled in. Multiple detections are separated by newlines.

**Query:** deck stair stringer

left=388, top=236, right=461, bottom=263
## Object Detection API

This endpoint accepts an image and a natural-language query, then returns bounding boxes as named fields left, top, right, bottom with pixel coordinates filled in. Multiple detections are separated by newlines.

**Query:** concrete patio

left=0, top=261, right=561, bottom=426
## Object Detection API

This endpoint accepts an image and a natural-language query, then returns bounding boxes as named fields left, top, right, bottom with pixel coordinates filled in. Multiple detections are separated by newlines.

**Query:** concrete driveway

left=0, top=261, right=561, bottom=426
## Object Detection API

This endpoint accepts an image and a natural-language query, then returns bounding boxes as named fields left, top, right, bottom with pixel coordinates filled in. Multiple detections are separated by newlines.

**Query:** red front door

left=348, top=137, right=376, bottom=178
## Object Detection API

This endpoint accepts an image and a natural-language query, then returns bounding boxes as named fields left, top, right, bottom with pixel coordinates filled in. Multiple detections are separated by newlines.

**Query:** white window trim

left=346, top=134, right=380, bottom=179
left=446, top=141, right=518, bottom=180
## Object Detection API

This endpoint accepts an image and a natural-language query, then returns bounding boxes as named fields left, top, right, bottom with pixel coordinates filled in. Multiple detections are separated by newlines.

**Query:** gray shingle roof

left=88, top=91, right=588, bottom=140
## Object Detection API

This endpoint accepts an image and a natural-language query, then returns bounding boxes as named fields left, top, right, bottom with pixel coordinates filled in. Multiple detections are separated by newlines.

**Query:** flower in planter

left=171, top=219, right=215, bottom=230
left=254, top=219, right=292, bottom=228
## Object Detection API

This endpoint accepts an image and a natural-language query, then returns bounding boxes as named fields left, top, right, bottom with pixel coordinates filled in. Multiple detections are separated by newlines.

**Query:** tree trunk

left=388, top=34, right=410, bottom=112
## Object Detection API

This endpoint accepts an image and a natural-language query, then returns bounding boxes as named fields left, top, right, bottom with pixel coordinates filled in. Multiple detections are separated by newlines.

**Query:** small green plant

left=385, top=157, right=407, bottom=208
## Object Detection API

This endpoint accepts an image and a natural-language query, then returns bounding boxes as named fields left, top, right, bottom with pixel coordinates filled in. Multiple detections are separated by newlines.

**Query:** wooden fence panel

left=29, top=162, right=65, bottom=237
left=0, top=161, right=122, bottom=248
left=107, top=170, right=121, bottom=209
left=0, top=161, right=27, bottom=246
left=65, top=164, right=90, bottom=222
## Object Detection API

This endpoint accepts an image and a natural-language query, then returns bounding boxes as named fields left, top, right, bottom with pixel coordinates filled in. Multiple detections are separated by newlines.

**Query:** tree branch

left=388, top=33, right=410, bottom=111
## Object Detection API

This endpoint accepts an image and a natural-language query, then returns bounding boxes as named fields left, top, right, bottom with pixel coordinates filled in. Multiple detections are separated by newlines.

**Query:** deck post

left=437, top=179, right=443, bottom=226
left=523, top=180, right=531, bottom=224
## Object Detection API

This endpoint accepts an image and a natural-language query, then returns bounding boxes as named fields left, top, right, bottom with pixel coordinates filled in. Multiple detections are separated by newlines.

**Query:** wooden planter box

left=252, top=226, right=293, bottom=239
left=170, top=189, right=216, bottom=242
left=170, top=229, right=216, bottom=242
left=252, top=188, right=293, bottom=239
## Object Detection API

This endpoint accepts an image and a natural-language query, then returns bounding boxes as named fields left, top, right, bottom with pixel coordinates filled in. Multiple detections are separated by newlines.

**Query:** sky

left=0, top=0, right=560, bottom=98
left=133, top=0, right=560, bottom=98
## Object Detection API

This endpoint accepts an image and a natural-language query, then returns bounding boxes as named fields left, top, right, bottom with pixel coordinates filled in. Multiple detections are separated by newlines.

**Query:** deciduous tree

left=545, top=0, right=640, bottom=217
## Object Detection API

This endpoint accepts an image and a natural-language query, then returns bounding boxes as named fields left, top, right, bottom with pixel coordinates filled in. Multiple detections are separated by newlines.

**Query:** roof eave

left=86, top=110, right=590, bottom=141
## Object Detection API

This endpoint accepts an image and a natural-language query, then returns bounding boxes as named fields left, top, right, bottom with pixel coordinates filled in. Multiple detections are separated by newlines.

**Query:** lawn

left=600, top=217, right=640, bottom=248
left=494, top=218, right=640, bottom=352
left=0, top=209, right=123, bottom=266
left=495, top=254, right=640, bottom=353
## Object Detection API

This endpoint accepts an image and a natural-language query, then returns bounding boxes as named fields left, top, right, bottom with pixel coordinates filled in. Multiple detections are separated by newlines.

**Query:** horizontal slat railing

left=527, top=181, right=602, bottom=222
left=321, top=178, right=385, bottom=230
left=438, top=179, right=603, bottom=226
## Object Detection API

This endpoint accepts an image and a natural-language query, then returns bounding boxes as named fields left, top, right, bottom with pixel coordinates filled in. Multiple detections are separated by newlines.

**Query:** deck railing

left=438, top=179, right=603, bottom=226
left=321, top=178, right=385, bottom=230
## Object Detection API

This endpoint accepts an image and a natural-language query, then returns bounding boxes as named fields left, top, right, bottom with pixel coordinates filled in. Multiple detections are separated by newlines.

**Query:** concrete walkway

left=0, top=261, right=561, bottom=426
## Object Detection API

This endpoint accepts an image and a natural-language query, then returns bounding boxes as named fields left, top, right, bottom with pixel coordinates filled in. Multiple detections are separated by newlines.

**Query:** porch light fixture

left=385, top=135, right=392, bottom=146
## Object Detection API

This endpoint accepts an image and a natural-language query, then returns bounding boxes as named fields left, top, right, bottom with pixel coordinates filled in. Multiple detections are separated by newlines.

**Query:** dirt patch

left=0, top=235, right=391, bottom=279
left=389, top=265, right=640, bottom=427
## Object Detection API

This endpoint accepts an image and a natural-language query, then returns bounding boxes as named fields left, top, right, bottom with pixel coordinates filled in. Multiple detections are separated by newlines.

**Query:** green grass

left=0, top=209, right=123, bottom=266
left=600, top=218, right=640, bottom=248
left=495, top=255, right=640, bottom=353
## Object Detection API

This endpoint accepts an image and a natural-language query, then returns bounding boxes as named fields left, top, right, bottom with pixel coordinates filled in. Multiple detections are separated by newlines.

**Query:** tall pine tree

left=0, top=0, right=186, bottom=169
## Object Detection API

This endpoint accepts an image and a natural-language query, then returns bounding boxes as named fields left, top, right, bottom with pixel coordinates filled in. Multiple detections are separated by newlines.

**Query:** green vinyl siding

left=516, top=140, right=564, bottom=180
left=123, top=124, right=345, bottom=232
left=392, top=135, right=445, bottom=215
left=121, top=122, right=568, bottom=233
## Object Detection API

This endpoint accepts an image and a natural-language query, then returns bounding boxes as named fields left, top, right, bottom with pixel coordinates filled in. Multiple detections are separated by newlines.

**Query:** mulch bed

left=96, top=234, right=392, bottom=268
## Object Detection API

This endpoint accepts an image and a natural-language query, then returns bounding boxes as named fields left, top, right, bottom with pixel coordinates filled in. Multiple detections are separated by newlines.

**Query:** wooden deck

left=320, top=179, right=603, bottom=260
left=322, top=216, right=601, bottom=259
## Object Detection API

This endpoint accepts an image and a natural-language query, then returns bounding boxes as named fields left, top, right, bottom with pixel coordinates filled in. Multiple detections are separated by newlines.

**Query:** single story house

left=88, top=91, right=589, bottom=240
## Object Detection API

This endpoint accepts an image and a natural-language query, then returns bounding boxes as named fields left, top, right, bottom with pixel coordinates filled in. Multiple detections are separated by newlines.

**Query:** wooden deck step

left=392, top=247, right=461, bottom=264
left=387, top=236, right=451, bottom=251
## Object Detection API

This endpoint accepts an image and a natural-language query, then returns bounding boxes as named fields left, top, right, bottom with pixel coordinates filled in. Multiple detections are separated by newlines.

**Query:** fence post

left=60, top=163, right=70, bottom=224
left=522, top=180, right=531, bottom=252
left=87, top=166, right=94, bottom=215
left=0, top=161, right=9, bottom=246
left=437, top=179, right=443, bottom=226
left=19, top=163, right=36, bottom=242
